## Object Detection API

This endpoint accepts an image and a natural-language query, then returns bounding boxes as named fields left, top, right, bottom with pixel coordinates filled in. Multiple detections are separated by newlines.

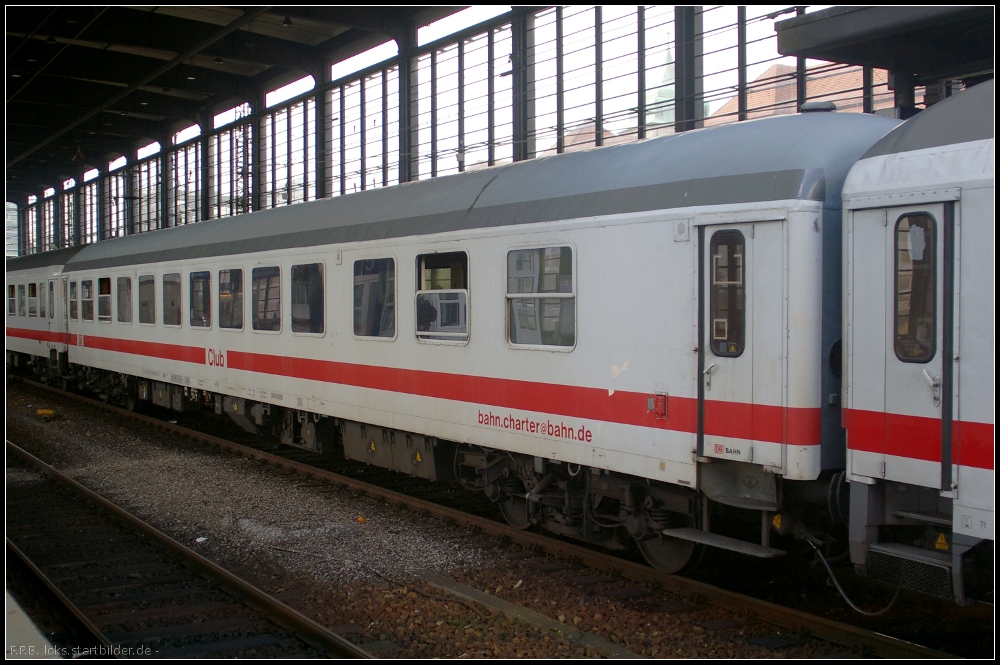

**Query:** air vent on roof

left=800, top=101, right=837, bottom=113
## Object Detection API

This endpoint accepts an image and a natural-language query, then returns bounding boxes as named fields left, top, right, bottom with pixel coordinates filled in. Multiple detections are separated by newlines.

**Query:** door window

left=709, top=230, right=745, bottom=357
left=894, top=214, right=936, bottom=362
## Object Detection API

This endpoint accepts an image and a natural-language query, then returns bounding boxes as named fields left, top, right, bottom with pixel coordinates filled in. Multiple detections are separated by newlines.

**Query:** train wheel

left=499, top=495, right=531, bottom=530
left=636, top=533, right=698, bottom=573
left=635, top=511, right=702, bottom=573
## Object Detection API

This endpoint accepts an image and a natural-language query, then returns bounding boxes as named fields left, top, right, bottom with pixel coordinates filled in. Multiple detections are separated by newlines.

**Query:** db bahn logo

left=714, top=443, right=725, bottom=454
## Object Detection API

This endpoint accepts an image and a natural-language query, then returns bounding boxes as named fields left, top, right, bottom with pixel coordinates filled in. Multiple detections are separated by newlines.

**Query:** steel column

left=556, top=7, right=564, bottom=153
left=637, top=6, right=646, bottom=140
left=487, top=28, right=495, bottom=166
left=738, top=7, right=747, bottom=121
left=594, top=6, right=603, bottom=147
left=674, top=6, right=700, bottom=133
left=457, top=41, right=465, bottom=172
left=796, top=6, right=807, bottom=110
left=511, top=9, right=531, bottom=161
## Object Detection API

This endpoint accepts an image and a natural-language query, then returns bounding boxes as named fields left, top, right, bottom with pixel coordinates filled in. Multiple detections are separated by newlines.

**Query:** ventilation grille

left=868, top=546, right=952, bottom=598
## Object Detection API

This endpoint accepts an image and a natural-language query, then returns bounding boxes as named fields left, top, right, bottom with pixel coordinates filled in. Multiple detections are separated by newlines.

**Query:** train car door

left=60, top=276, right=70, bottom=347
left=849, top=203, right=952, bottom=490
left=699, top=221, right=785, bottom=467
left=46, top=279, right=56, bottom=353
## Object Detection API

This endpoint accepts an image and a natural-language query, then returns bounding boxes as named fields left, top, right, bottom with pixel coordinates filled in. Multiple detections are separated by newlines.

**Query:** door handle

left=922, top=369, right=941, bottom=407
left=704, top=363, right=717, bottom=391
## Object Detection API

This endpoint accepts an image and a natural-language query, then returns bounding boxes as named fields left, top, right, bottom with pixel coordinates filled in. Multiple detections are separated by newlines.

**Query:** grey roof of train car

left=6, top=245, right=87, bottom=272
left=862, top=79, right=994, bottom=159
left=11, top=111, right=899, bottom=273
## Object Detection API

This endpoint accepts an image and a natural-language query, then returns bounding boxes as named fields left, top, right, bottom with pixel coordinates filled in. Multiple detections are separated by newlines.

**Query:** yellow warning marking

left=771, top=514, right=782, bottom=530
left=415, top=451, right=422, bottom=463
left=369, top=440, right=376, bottom=452
left=935, top=533, right=949, bottom=551
left=36, top=408, right=55, bottom=416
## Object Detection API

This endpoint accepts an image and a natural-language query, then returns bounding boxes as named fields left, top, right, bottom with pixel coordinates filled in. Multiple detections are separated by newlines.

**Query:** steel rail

left=11, top=378, right=953, bottom=659
left=6, top=539, right=120, bottom=658
left=6, top=438, right=372, bottom=659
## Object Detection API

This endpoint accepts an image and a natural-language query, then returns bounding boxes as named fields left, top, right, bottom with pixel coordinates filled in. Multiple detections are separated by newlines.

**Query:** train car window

left=17, top=284, right=26, bottom=317
left=251, top=267, right=281, bottom=331
left=49, top=282, right=55, bottom=319
left=7, top=285, right=15, bottom=315
left=415, top=252, right=468, bottom=342
left=219, top=269, right=243, bottom=330
left=62, top=280, right=67, bottom=320
left=27, top=283, right=38, bottom=317
left=38, top=283, right=46, bottom=319
left=98, top=277, right=112, bottom=322
left=69, top=282, right=78, bottom=320
left=163, top=273, right=182, bottom=326
left=139, top=275, right=155, bottom=324
left=81, top=280, right=94, bottom=321
left=506, top=247, right=575, bottom=347
left=354, top=258, right=396, bottom=338
left=190, top=271, right=211, bottom=328
left=291, top=263, right=324, bottom=334
left=894, top=214, right=936, bottom=363
left=709, top=231, right=745, bottom=358
left=117, top=277, right=133, bottom=323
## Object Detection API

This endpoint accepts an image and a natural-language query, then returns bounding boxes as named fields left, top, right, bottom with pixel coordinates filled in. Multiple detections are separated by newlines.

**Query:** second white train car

left=842, top=80, right=995, bottom=604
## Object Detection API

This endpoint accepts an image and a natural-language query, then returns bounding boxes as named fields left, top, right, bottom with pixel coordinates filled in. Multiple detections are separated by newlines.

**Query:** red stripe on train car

left=6, top=327, right=71, bottom=344
left=952, top=420, right=995, bottom=472
left=227, top=350, right=701, bottom=433
left=703, top=401, right=821, bottom=446
left=844, top=408, right=994, bottom=470
left=227, top=350, right=821, bottom=445
left=8, top=326, right=821, bottom=445
left=82, top=335, right=207, bottom=364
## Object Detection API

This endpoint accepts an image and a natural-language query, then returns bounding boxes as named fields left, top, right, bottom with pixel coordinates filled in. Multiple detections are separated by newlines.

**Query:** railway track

left=7, top=377, right=967, bottom=658
left=5, top=440, right=370, bottom=659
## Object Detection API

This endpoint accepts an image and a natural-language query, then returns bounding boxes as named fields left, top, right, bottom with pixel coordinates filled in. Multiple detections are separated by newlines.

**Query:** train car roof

left=46, top=111, right=898, bottom=272
left=6, top=245, right=87, bottom=274
left=861, top=79, right=994, bottom=159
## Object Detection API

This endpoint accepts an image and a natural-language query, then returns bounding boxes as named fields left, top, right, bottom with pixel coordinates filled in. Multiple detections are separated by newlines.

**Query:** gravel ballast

left=7, top=382, right=876, bottom=658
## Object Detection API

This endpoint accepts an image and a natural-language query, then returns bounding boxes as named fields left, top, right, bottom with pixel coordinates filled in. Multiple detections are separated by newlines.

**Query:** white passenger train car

left=6, top=247, right=78, bottom=382
left=9, top=106, right=898, bottom=574
left=13, top=90, right=991, bottom=604
left=843, top=80, right=994, bottom=603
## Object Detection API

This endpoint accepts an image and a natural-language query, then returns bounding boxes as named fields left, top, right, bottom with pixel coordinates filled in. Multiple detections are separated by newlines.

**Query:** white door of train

left=60, top=277, right=70, bottom=347
left=848, top=203, right=954, bottom=490
left=699, top=221, right=784, bottom=467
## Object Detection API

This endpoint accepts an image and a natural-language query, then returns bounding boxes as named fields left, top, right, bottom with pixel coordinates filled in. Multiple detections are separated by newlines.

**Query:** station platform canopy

left=775, top=6, right=993, bottom=84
